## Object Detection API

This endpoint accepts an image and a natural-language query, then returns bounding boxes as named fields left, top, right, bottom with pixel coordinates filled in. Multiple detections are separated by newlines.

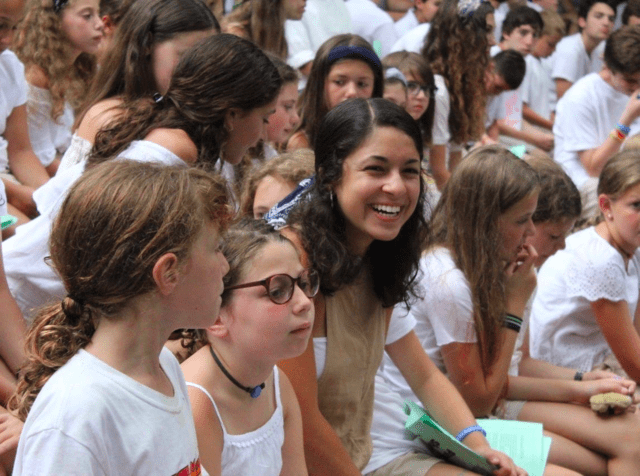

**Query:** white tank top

left=186, top=366, right=284, bottom=475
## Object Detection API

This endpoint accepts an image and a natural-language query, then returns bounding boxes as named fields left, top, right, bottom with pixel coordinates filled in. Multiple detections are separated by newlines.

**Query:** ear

left=152, top=253, right=181, bottom=296
left=578, top=16, right=587, bottom=30
left=598, top=194, right=612, bottom=218
left=225, top=108, right=241, bottom=132
left=102, top=15, right=116, bottom=37
left=208, top=308, right=230, bottom=338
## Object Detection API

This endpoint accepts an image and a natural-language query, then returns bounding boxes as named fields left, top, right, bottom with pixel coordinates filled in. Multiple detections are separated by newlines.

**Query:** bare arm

left=427, top=144, right=450, bottom=191
left=4, top=105, right=49, bottom=189
left=592, top=298, right=640, bottom=383
left=578, top=90, right=640, bottom=178
left=522, top=104, right=553, bottom=131
left=279, top=371, right=308, bottom=476
left=496, top=120, right=554, bottom=152
left=0, top=245, right=25, bottom=376
left=555, top=79, right=572, bottom=100
left=387, top=331, right=524, bottom=476
left=277, top=341, right=361, bottom=476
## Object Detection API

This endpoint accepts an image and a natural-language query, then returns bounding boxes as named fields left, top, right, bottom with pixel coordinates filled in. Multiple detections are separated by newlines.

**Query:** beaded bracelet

left=503, top=313, right=523, bottom=333
left=616, top=122, right=631, bottom=135
left=456, top=425, right=487, bottom=442
left=610, top=128, right=626, bottom=142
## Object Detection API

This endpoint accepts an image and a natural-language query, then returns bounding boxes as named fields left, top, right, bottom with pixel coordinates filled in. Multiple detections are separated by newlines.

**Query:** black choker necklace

left=209, top=346, right=265, bottom=398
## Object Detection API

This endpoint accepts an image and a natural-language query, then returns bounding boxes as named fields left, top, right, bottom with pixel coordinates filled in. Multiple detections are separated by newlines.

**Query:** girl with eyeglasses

left=181, top=218, right=316, bottom=475
left=382, top=52, right=436, bottom=153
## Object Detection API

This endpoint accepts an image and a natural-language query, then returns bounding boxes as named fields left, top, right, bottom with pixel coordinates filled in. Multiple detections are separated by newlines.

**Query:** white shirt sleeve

left=15, top=429, right=106, bottom=476
left=431, top=75, right=451, bottom=145
left=386, top=304, right=417, bottom=345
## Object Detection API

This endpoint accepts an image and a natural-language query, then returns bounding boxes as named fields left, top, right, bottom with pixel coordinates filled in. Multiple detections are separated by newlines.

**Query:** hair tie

left=61, top=296, right=85, bottom=321
left=52, top=0, right=69, bottom=14
left=327, top=45, right=381, bottom=69
left=457, top=0, right=484, bottom=18
left=153, top=93, right=164, bottom=104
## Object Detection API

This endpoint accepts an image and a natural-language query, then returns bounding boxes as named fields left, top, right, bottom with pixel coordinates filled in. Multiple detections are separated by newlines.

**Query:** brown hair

left=540, top=8, right=566, bottom=37
left=13, top=0, right=96, bottom=119
left=76, top=0, right=218, bottom=127
left=89, top=34, right=282, bottom=169
left=526, top=155, right=581, bottom=224
left=239, top=148, right=315, bottom=217
left=222, top=0, right=288, bottom=59
left=430, top=145, right=539, bottom=372
left=382, top=51, right=436, bottom=145
left=598, top=149, right=640, bottom=199
left=604, top=25, right=640, bottom=75
left=422, top=0, right=489, bottom=143
left=9, top=160, right=232, bottom=421
left=293, top=34, right=384, bottom=148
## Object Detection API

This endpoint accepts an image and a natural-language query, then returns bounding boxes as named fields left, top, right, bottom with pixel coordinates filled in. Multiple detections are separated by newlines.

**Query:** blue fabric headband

left=327, top=45, right=381, bottom=69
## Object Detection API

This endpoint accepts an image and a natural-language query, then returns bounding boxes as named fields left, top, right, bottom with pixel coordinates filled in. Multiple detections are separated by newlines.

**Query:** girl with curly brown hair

left=10, top=160, right=232, bottom=474
left=421, top=0, right=492, bottom=190
left=13, top=0, right=104, bottom=175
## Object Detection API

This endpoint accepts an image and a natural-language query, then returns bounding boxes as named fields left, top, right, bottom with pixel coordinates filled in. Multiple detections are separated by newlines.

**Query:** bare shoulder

left=25, top=65, right=48, bottom=89
left=77, top=98, right=124, bottom=142
left=286, top=131, right=310, bottom=151
left=144, top=128, right=198, bottom=164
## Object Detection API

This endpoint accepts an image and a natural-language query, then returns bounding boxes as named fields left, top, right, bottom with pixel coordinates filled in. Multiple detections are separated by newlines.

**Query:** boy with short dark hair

left=554, top=25, right=640, bottom=213
left=551, top=0, right=616, bottom=99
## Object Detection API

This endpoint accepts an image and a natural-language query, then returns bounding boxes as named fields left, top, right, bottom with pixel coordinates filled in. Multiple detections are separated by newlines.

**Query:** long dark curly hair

left=289, top=98, right=428, bottom=308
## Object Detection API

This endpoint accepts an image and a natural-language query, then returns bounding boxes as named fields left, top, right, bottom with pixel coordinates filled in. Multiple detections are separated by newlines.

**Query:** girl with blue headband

left=287, top=34, right=384, bottom=151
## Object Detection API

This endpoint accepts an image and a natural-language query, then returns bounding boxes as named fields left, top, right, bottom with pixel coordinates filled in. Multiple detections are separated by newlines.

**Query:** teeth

left=372, top=205, right=401, bottom=216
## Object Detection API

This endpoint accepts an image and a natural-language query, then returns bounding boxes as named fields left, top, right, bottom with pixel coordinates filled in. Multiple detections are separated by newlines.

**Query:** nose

left=219, top=252, right=230, bottom=277
left=344, top=81, right=358, bottom=99
left=95, top=15, right=105, bottom=32
left=525, top=219, right=536, bottom=237
left=487, top=33, right=496, bottom=48
left=290, top=109, right=300, bottom=127
left=382, top=170, right=406, bottom=196
left=291, top=284, right=313, bottom=315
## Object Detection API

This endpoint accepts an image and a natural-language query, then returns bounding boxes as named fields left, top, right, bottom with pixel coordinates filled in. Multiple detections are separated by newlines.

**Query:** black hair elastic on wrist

left=503, top=313, right=523, bottom=333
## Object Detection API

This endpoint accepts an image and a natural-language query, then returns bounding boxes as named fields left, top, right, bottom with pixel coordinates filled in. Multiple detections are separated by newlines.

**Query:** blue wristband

left=456, top=425, right=487, bottom=442
left=616, top=122, right=631, bottom=135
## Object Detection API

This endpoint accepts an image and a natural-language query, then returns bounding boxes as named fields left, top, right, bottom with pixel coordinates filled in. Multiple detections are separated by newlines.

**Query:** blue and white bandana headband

left=264, top=176, right=315, bottom=229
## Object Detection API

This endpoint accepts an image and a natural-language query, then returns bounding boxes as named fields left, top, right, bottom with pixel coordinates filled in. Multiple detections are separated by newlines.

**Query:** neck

left=84, top=296, right=175, bottom=395
left=596, top=221, right=635, bottom=263
left=208, top=343, right=275, bottom=400
left=581, top=31, right=600, bottom=55
left=600, top=68, right=615, bottom=89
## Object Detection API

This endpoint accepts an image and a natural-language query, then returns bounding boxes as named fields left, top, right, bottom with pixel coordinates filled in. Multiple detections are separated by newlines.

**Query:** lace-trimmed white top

left=26, top=84, right=73, bottom=167
left=186, top=367, right=284, bottom=476
left=530, top=227, right=640, bottom=371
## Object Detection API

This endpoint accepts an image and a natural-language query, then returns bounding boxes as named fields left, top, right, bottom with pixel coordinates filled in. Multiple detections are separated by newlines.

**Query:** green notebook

left=404, top=401, right=498, bottom=476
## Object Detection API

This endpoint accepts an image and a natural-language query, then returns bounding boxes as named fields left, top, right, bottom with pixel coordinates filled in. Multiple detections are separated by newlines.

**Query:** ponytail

left=8, top=298, right=96, bottom=421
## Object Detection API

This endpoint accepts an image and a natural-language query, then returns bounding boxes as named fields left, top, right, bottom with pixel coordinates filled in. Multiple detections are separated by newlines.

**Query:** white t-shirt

left=346, top=0, right=398, bottom=57
left=530, top=227, right=640, bottom=371
left=4, top=141, right=186, bottom=319
left=26, top=84, right=74, bottom=167
left=550, top=33, right=605, bottom=85
left=393, top=9, right=419, bottom=38
left=553, top=73, right=629, bottom=189
left=390, top=23, right=431, bottom=54
left=285, top=0, right=353, bottom=69
left=521, top=54, right=554, bottom=121
left=0, top=50, right=28, bottom=172
left=489, top=45, right=523, bottom=131
left=485, top=93, right=502, bottom=129
left=14, top=347, right=207, bottom=476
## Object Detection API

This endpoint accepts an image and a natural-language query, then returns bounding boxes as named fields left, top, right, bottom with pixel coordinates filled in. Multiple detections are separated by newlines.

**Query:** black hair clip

left=153, top=93, right=164, bottom=103
left=52, top=0, right=69, bottom=14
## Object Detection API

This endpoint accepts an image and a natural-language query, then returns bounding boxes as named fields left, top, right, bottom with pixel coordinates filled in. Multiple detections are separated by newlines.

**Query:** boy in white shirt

left=551, top=0, right=615, bottom=99
left=521, top=8, right=564, bottom=131
left=491, top=6, right=555, bottom=151
left=553, top=25, right=640, bottom=215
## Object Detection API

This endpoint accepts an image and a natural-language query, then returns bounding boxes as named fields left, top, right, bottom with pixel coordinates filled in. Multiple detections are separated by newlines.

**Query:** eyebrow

left=369, top=155, right=420, bottom=165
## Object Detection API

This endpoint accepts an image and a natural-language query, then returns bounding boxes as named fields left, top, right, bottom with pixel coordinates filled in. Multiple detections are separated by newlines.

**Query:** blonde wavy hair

left=13, top=0, right=96, bottom=120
